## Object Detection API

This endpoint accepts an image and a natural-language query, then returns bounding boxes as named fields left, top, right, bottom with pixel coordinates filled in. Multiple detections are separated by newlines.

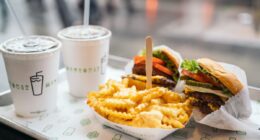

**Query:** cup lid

left=2, top=36, right=59, bottom=54
left=58, top=25, right=111, bottom=40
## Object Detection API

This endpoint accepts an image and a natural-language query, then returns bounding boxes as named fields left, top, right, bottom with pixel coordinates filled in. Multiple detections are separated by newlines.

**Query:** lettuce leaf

left=153, top=50, right=179, bottom=82
left=139, top=49, right=146, bottom=56
left=153, top=50, right=174, bottom=69
left=181, top=59, right=206, bottom=73
left=181, top=60, right=233, bottom=96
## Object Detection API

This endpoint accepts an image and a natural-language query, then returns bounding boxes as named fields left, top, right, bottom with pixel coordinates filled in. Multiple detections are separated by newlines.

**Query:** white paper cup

left=0, top=36, right=61, bottom=117
left=58, top=25, right=111, bottom=97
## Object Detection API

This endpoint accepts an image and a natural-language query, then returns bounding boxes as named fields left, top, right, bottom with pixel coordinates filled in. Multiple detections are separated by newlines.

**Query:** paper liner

left=88, top=45, right=186, bottom=139
left=91, top=108, right=184, bottom=140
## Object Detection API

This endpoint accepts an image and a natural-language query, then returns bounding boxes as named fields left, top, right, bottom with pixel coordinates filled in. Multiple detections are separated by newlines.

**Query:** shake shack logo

left=9, top=71, right=57, bottom=94
left=30, top=71, right=44, bottom=96
left=66, top=55, right=108, bottom=75
left=66, top=66, right=100, bottom=73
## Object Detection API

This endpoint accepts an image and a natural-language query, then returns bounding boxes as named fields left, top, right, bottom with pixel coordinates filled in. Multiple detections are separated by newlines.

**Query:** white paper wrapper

left=188, top=62, right=256, bottom=133
left=124, top=46, right=257, bottom=134
left=91, top=108, right=182, bottom=140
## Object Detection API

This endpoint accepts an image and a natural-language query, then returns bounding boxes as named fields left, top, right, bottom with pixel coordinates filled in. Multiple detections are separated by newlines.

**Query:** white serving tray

left=0, top=66, right=260, bottom=140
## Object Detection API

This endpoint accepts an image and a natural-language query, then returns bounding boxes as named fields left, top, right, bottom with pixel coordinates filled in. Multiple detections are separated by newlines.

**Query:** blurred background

left=1, top=0, right=260, bottom=91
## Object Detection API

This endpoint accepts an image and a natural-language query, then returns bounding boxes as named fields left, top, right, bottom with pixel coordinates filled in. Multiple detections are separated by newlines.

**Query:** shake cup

left=0, top=36, right=61, bottom=117
left=58, top=25, right=111, bottom=97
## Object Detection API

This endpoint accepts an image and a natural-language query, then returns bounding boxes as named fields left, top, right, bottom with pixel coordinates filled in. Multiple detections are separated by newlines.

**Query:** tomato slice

left=134, top=56, right=165, bottom=65
left=181, top=69, right=220, bottom=86
left=152, top=57, right=165, bottom=64
left=134, top=56, right=145, bottom=64
left=181, top=69, right=208, bottom=83
left=154, top=63, right=173, bottom=76
left=200, top=74, right=220, bottom=87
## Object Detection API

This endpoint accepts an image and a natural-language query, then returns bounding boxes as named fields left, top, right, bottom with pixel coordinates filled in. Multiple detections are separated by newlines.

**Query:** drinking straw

left=5, top=0, right=26, bottom=35
left=83, top=0, right=90, bottom=26
left=145, top=36, right=153, bottom=89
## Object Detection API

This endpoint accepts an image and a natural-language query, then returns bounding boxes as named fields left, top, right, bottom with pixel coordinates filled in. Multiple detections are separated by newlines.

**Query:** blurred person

left=106, top=0, right=117, bottom=15
left=56, top=0, right=75, bottom=27
left=252, top=0, right=260, bottom=34
left=146, top=0, right=158, bottom=27
left=26, top=0, right=46, bottom=12
left=105, top=0, right=135, bottom=15
left=202, top=0, right=215, bottom=28
left=78, top=0, right=102, bottom=25
left=125, top=0, right=135, bottom=15
left=0, top=0, right=8, bottom=33
left=26, top=0, right=48, bottom=34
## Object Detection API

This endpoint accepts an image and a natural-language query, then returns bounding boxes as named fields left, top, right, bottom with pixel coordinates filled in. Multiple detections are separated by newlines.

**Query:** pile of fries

left=87, top=79, right=192, bottom=129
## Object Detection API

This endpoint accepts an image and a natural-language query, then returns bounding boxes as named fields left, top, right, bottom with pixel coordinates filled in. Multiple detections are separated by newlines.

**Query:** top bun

left=197, top=58, right=243, bottom=95
left=160, top=48, right=180, bottom=68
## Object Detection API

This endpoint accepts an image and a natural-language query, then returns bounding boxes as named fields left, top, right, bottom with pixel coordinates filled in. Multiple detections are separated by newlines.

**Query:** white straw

left=5, top=0, right=26, bottom=35
left=83, top=0, right=90, bottom=26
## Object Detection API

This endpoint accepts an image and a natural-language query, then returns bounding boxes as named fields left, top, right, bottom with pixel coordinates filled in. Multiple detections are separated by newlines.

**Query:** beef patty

left=189, top=92, right=224, bottom=114
left=133, top=64, right=173, bottom=80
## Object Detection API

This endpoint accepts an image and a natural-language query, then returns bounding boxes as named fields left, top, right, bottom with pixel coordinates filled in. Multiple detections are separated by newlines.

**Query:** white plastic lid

left=2, top=36, right=58, bottom=53
left=58, top=25, right=110, bottom=40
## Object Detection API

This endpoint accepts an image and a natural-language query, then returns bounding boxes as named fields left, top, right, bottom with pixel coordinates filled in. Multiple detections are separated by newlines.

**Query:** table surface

left=0, top=55, right=259, bottom=140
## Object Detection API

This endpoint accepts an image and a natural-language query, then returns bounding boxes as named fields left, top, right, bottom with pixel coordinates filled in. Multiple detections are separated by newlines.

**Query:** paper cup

left=0, top=36, right=61, bottom=117
left=58, top=25, right=111, bottom=97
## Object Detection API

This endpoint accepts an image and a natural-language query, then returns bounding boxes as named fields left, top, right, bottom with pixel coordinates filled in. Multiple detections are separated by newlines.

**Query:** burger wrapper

left=191, top=63, right=257, bottom=132
left=91, top=108, right=187, bottom=140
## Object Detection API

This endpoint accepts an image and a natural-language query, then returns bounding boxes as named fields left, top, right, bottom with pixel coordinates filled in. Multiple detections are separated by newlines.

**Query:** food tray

left=0, top=57, right=260, bottom=140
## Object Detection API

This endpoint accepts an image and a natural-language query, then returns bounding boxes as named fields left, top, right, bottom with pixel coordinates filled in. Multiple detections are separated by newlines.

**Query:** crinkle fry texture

left=87, top=79, right=192, bottom=129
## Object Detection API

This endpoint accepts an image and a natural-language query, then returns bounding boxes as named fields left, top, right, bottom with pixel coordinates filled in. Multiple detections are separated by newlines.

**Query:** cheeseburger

left=132, top=47, right=180, bottom=89
left=180, top=58, right=243, bottom=114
